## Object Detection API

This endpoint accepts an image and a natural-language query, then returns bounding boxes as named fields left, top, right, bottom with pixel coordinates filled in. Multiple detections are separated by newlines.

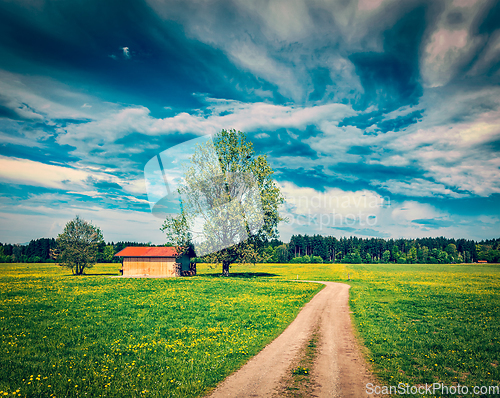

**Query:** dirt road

left=206, top=281, right=377, bottom=398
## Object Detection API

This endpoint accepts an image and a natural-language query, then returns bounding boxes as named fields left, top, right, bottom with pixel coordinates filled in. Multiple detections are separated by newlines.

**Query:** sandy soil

left=206, top=281, right=378, bottom=398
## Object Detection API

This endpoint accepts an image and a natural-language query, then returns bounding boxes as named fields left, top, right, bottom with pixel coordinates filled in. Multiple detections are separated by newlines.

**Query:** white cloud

left=2, top=47, right=499, bottom=206
left=357, top=0, right=385, bottom=11
left=372, top=178, right=467, bottom=198
left=306, top=124, right=366, bottom=155
left=67, top=190, right=106, bottom=198
left=122, top=46, right=130, bottom=58
left=383, top=100, right=500, bottom=196
left=55, top=88, right=500, bottom=200
left=468, top=30, right=500, bottom=77
left=452, top=0, right=480, bottom=7
left=420, top=0, right=488, bottom=87
left=426, top=30, right=469, bottom=62
left=0, top=156, right=90, bottom=189
left=391, top=200, right=442, bottom=223
left=276, top=181, right=391, bottom=239
left=478, top=215, right=500, bottom=225
left=144, top=0, right=365, bottom=102
left=275, top=189, right=486, bottom=241
left=279, top=181, right=387, bottom=216
left=0, top=156, right=145, bottom=195
left=422, top=29, right=481, bottom=87
left=0, top=132, right=44, bottom=148
left=234, top=0, right=313, bottom=42
left=0, top=70, right=98, bottom=120
left=57, top=99, right=355, bottom=160
left=227, top=39, right=302, bottom=100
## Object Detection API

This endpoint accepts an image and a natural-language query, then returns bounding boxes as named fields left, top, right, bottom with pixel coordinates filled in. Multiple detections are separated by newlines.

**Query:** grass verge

left=347, top=263, right=500, bottom=392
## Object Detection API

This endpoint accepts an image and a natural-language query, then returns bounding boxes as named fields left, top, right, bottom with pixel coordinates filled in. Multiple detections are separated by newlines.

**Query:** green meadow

left=0, top=263, right=321, bottom=397
left=1, top=262, right=499, bottom=397
left=346, top=263, right=500, bottom=391
left=233, top=262, right=500, bottom=393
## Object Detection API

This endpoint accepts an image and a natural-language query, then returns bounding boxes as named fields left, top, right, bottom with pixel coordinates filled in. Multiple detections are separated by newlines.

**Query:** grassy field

left=1, top=262, right=499, bottom=397
left=0, top=263, right=322, bottom=397
left=347, top=263, right=500, bottom=391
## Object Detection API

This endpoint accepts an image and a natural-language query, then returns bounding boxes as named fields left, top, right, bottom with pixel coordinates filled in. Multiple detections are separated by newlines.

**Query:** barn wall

left=122, top=257, right=179, bottom=277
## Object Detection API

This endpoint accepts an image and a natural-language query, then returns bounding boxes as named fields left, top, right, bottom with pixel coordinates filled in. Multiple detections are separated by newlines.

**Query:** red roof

left=115, top=246, right=179, bottom=257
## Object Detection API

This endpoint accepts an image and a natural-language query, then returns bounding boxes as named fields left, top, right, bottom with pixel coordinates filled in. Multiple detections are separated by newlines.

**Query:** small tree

left=56, top=216, right=104, bottom=275
left=407, top=246, right=418, bottom=264
left=445, top=243, right=458, bottom=262
left=103, top=245, right=115, bottom=263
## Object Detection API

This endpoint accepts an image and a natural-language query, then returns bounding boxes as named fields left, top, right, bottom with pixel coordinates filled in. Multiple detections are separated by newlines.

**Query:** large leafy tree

left=56, top=216, right=104, bottom=275
left=161, top=129, right=284, bottom=276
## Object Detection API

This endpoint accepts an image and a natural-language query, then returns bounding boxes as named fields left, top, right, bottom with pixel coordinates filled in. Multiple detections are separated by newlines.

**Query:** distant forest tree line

left=1, top=235, right=499, bottom=264
left=0, top=240, right=153, bottom=264
left=261, top=235, right=500, bottom=264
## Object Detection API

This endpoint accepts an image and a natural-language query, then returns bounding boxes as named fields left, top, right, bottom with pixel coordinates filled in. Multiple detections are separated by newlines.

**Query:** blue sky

left=0, top=0, right=499, bottom=244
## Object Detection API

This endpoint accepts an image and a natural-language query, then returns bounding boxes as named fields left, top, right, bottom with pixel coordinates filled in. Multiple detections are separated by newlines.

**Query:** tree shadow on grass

left=85, top=273, right=120, bottom=276
left=63, top=273, right=120, bottom=277
left=198, top=272, right=279, bottom=278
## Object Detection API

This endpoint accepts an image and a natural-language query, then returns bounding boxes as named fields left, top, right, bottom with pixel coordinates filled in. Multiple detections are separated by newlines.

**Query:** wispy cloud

left=0, top=156, right=145, bottom=195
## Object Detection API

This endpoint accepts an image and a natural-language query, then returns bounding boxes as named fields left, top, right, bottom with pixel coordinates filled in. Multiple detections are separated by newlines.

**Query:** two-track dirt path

left=206, top=281, right=377, bottom=398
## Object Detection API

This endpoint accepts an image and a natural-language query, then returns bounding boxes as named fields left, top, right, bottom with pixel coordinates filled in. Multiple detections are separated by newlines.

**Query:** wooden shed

left=114, top=247, right=193, bottom=277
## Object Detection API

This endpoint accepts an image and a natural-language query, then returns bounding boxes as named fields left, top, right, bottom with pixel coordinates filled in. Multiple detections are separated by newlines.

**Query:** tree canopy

left=161, top=129, right=284, bottom=275
left=56, top=216, right=104, bottom=275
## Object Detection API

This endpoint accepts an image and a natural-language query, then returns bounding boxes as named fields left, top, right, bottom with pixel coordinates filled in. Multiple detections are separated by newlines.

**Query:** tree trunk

left=76, top=263, right=83, bottom=275
left=222, top=260, right=230, bottom=276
